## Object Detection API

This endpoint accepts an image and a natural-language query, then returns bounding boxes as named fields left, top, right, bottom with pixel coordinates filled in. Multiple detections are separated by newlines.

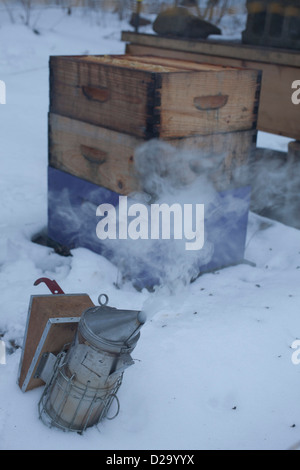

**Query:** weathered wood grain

left=121, top=31, right=300, bottom=68
left=50, top=54, right=260, bottom=139
left=49, top=113, right=141, bottom=195
left=18, top=294, right=94, bottom=392
left=50, top=56, right=155, bottom=138
left=49, top=113, right=256, bottom=194
left=124, top=40, right=300, bottom=141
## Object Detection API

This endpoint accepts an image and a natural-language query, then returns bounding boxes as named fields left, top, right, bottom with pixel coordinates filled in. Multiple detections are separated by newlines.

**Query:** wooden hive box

left=50, top=54, right=260, bottom=139
left=49, top=54, right=261, bottom=195
left=48, top=113, right=257, bottom=195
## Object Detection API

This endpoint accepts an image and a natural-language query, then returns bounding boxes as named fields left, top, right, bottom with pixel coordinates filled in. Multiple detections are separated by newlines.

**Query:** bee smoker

left=38, top=293, right=146, bottom=433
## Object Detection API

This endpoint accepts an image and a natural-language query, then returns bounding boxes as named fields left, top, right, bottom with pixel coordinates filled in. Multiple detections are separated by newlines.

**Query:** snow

left=0, top=6, right=300, bottom=451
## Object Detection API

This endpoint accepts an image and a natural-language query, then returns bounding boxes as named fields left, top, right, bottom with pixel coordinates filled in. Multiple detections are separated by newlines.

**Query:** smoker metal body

left=38, top=295, right=145, bottom=433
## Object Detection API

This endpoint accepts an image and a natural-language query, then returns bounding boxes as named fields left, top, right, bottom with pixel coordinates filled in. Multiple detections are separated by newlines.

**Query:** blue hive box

left=48, top=166, right=251, bottom=290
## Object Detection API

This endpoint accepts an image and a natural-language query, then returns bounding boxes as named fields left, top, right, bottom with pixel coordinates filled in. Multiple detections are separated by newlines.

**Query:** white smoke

left=248, top=147, right=300, bottom=229
left=98, top=139, right=250, bottom=291
left=48, top=139, right=252, bottom=291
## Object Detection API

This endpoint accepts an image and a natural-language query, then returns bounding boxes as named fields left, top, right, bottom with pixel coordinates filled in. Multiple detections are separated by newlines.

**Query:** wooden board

left=49, top=113, right=257, bottom=195
left=49, top=54, right=260, bottom=139
left=121, top=33, right=300, bottom=141
left=121, top=32, right=300, bottom=68
left=18, top=294, right=94, bottom=392
left=49, top=113, right=141, bottom=195
left=21, top=318, right=80, bottom=393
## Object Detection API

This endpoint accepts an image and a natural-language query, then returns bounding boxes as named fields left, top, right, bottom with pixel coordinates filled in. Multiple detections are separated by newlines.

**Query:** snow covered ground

left=0, top=6, right=299, bottom=451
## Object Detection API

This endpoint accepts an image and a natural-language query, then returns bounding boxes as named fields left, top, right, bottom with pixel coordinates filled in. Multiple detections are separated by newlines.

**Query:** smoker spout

left=78, top=304, right=146, bottom=354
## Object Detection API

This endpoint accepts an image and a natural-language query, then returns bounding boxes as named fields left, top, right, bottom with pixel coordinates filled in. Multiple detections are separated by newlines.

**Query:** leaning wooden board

left=18, top=294, right=94, bottom=392
left=49, top=54, right=261, bottom=139
left=49, top=113, right=257, bottom=195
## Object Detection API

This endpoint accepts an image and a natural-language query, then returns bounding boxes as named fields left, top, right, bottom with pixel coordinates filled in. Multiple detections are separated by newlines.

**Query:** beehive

left=48, top=54, right=261, bottom=288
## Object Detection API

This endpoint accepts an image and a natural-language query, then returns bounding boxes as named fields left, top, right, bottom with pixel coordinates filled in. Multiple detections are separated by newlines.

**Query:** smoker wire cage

left=38, top=351, right=123, bottom=433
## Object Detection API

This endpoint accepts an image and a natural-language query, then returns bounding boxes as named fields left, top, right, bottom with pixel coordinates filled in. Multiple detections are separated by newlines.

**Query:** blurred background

left=0, top=0, right=247, bottom=33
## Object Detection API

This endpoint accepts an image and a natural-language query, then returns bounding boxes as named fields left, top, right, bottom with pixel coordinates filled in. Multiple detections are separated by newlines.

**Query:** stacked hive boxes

left=48, top=54, right=261, bottom=288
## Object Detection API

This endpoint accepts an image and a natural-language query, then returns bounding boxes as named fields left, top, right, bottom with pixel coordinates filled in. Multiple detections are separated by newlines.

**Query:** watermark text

left=106, top=454, right=195, bottom=466
left=0, top=80, right=6, bottom=104
left=0, top=340, right=6, bottom=365
left=291, top=80, right=300, bottom=105
left=96, top=196, right=205, bottom=251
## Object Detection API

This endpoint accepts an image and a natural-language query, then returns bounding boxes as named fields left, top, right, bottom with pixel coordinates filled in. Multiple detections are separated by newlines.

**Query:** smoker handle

left=98, top=294, right=109, bottom=306
left=105, top=394, right=120, bottom=421
left=34, top=278, right=65, bottom=295
left=193, top=94, right=229, bottom=111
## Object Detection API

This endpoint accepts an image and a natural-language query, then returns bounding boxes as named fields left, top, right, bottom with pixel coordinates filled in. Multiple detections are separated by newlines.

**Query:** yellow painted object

left=244, top=0, right=300, bottom=49
left=268, top=2, right=284, bottom=15
left=247, top=2, right=266, bottom=14
left=285, top=6, right=300, bottom=18
left=247, top=0, right=300, bottom=18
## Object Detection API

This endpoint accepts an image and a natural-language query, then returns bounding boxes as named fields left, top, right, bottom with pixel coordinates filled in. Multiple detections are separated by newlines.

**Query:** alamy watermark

left=291, top=340, right=300, bottom=365
left=0, top=80, right=6, bottom=105
left=96, top=196, right=205, bottom=251
left=0, top=340, right=6, bottom=365
left=291, top=80, right=300, bottom=105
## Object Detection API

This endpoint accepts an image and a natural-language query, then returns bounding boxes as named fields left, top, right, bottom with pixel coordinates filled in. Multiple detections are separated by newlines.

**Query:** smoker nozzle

left=137, top=310, right=147, bottom=325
